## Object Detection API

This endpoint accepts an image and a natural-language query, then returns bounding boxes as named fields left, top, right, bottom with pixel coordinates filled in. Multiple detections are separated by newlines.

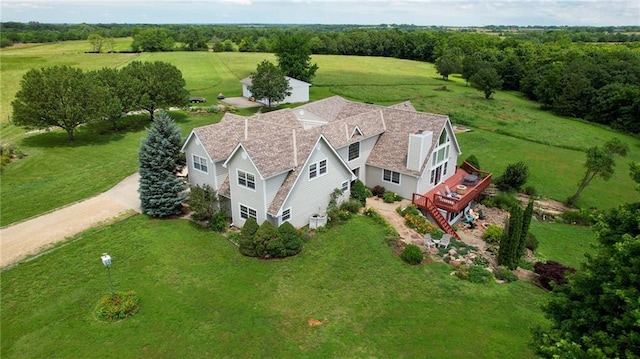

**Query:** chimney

left=406, top=130, right=432, bottom=171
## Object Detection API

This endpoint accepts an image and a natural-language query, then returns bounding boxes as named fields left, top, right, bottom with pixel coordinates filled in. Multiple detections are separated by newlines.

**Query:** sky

left=1, top=0, right=639, bottom=27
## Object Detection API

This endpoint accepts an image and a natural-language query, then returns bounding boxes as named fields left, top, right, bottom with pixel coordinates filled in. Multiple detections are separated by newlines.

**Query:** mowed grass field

left=1, top=39, right=638, bottom=226
left=1, top=215, right=549, bottom=358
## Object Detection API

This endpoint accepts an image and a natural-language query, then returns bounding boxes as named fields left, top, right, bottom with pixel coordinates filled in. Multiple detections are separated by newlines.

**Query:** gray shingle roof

left=189, top=96, right=448, bottom=215
left=367, top=108, right=448, bottom=176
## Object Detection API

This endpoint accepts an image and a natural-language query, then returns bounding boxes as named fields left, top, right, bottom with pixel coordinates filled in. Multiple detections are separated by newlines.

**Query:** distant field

left=1, top=39, right=638, bottom=225
left=1, top=215, right=548, bottom=358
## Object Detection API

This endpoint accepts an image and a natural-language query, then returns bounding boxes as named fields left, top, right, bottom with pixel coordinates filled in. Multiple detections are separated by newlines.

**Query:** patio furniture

left=438, top=234, right=451, bottom=248
left=463, top=174, right=479, bottom=186
left=424, top=233, right=436, bottom=249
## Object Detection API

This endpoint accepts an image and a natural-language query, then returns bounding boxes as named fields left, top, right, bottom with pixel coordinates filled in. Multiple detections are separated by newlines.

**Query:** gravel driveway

left=0, top=173, right=141, bottom=268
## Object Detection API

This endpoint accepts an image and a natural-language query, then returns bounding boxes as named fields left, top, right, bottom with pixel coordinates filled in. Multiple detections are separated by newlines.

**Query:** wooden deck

left=413, top=161, right=492, bottom=214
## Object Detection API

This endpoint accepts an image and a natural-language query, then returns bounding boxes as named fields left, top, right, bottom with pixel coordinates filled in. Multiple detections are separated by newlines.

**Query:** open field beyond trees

left=1, top=215, right=549, bottom=358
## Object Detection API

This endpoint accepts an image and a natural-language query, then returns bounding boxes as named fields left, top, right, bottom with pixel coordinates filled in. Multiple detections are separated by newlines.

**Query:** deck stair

left=414, top=194, right=461, bottom=241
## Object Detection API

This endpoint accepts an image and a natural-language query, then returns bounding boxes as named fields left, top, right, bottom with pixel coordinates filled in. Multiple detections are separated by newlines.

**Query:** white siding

left=243, top=78, right=310, bottom=105
left=227, top=147, right=265, bottom=227
left=215, top=162, right=228, bottom=191
left=335, top=135, right=378, bottom=185
left=265, top=172, right=288, bottom=209
left=281, top=140, right=353, bottom=228
left=366, top=166, right=418, bottom=200
left=183, top=136, right=217, bottom=189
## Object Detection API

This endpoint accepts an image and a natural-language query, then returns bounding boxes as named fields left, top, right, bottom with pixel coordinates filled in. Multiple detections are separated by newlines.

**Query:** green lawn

left=1, top=215, right=549, bottom=358
left=1, top=40, right=639, bottom=226
left=530, top=221, right=597, bottom=269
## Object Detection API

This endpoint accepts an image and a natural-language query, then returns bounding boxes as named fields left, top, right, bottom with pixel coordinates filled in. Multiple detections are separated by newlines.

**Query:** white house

left=240, top=76, right=311, bottom=106
left=182, top=96, right=492, bottom=237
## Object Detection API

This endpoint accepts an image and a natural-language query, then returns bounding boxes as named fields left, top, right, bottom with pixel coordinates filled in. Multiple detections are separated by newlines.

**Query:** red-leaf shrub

left=533, top=260, right=577, bottom=290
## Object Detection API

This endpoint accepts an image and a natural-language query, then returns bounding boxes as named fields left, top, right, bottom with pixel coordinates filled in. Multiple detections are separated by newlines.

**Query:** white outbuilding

left=240, top=76, right=311, bottom=106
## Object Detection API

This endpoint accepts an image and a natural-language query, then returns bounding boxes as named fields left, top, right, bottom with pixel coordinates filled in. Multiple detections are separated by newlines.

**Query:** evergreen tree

left=138, top=111, right=187, bottom=217
left=498, top=203, right=524, bottom=269
left=519, top=199, right=535, bottom=256
left=238, top=218, right=259, bottom=257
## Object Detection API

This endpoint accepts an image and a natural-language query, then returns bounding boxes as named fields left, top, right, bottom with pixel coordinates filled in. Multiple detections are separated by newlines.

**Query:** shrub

left=533, top=260, right=577, bottom=290
left=525, top=232, right=539, bottom=252
left=238, top=218, right=259, bottom=257
left=400, top=244, right=423, bottom=265
left=454, top=266, right=469, bottom=280
left=350, top=180, right=368, bottom=205
left=340, top=199, right=362, bottom=214
left=495, top=161, right=529, bottom=192
left=254, top=221, right=279, bottom=258
left=277, top=221, right=303, bottom=256
left=523, top=185, right=537, bottom=196
left=371, top=185, right=385, bottom=197
left=481, top=225, right=504, bottom=245
left=561, top=209, right=598, bottom=226
left=94, top=291, right=140, bottom=321
left=493, top=267, right=518, bottom=282
left=472, top=256, right=490, bottom=268
left=383, top=191, right=396, bottom=203
left=482, top=192, right=519, bottom=210
left=465, top=154, right=480, bottom=170
left=209, top=211, right=228, bottom=232
left=188, top=184, right=219, bottom=222
left=468, top=265, right=493, bottom=283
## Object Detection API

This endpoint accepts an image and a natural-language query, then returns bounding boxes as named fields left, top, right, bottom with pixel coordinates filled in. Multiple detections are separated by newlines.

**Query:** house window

left=193, top=155, right=208, bottom=173
left=341, top=181, right=349, bottom=192
left=282, top=208, right=291, bottom=222
left=348, top=142, right=360, bottom=161
left=309, top=159, right=328, bottom=179
left=383, top=169, right=400, bottom=184
left=319, top=159, right=327, bottom=175
left=309, top=163, right=317, bottom=179
left=439, top=130, right=449, bottom=145
left=240, top=204, right=257, bottom=220
left=237, top=170, right=256, bottom=190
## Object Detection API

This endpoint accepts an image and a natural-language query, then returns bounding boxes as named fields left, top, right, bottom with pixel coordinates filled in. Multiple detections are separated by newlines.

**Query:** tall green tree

left=248, top=60, right=291, bottom=108
left=273, top=32, right=318, bottom=83
left=11, top=65, right=108, bottom=140
left=121, top=61, right=189, bottom=121
left=131, top=27, right=174, bottom=52
left=138, top=111, right=187, bottom=217
left=87, top=33, right=104, bottom=52
left=567, top=138, right=629, bottom=207
left=498, top=203, right=524, bottom=269
left=90, top=67, right=136, bottom=131
left=470, top=67, right=503, bottom=99
left=518, top=199, right=534, bottom=256
left=533, top=202, right=640, bottom=358
left=435, top=52, right=462, bottom=81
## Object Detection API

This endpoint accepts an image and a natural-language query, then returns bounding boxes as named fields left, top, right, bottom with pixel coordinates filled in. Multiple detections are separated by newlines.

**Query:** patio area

left=413, top=161, right=492, bottom=214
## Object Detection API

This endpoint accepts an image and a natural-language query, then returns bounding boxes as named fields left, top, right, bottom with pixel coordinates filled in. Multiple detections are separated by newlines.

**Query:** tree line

left=2, top=22, right=640, bottom=48
left=11, top=61, right=189, bottom=140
